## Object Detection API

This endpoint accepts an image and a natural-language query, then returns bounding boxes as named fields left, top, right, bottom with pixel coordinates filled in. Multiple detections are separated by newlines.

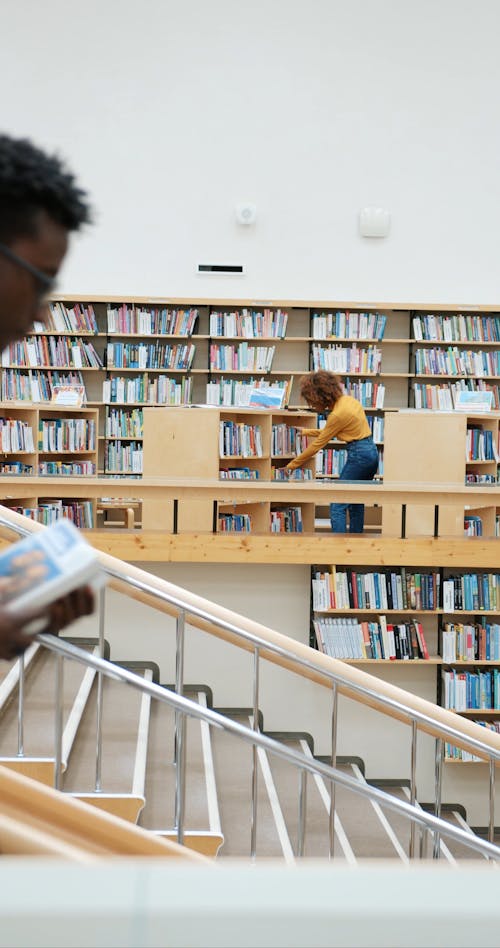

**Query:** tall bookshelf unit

left=310, top=563, right=500, bottom=763
left=0, top=296, right=499, bottom=530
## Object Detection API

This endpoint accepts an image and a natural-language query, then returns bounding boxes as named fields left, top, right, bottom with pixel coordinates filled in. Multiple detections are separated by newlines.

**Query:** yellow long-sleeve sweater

left=287, top=394, right=371, bottom=470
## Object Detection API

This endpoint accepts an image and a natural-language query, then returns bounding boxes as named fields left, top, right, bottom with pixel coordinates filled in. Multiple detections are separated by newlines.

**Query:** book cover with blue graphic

left=0, top=519, right=104, bottom=620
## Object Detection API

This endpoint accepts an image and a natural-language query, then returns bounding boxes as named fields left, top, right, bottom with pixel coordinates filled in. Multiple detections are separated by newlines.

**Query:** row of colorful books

left=312, top=568, right=442, bottom=612
left=412, top=313, right=500, bottom=343
left=107, top=306, right=198, bottom=336
left=441, top=621, right=500, bottom=662
left=313, top=615, right=429, bottom=660
left=311, top=311, right=387, bottom=340
left=414, top=347, right=500, bottom=376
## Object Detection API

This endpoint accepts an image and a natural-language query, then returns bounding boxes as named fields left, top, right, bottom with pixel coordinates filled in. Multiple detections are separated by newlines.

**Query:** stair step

left=155, top=830, right=223, bottom=858
left=139, top=688, right=217, bottom=841
left=0, top=640, right=100, bottom=768
left=264, top=736, right=353, bottom=861
left=61, top=661, right=157, bottom=821
left=211, top=711, right=293, bottom=859
left=327, top=760, right=408, bottom=861
left=424, top=805, right=486, bottom=862
left=366, top=782, right=485, bottom=863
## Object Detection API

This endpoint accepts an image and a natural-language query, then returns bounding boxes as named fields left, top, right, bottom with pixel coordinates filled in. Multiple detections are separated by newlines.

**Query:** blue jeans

left=330, top=436, right=379, bottom=533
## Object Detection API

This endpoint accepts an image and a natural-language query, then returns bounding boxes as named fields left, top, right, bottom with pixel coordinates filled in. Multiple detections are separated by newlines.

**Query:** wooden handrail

left=0, top=765, right=207, bottom=861
left=0, top=506, right=499, bottom=760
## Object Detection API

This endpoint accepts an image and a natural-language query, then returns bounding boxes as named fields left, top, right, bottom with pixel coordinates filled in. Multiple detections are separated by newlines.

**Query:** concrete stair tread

left=62, top=662, right=154, bottom=798
left=424, top=805, right=486, bottom=861
left=211, top=711, right=291, bottom=859
left=364, top=782, right=485, bottom=863
left=264, top=736, right=351, bottom=861
left=139, top=688, right=214, bottom=835
left=0, top=639, right=100, bottom=762
left=314, top=758, right=407, bottom=861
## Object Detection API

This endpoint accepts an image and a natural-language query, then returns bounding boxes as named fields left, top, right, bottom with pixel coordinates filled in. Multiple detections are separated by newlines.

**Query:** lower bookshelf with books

left=1, top=496, right=96, bottom=528
left=311, top=564, right=500, bottom=763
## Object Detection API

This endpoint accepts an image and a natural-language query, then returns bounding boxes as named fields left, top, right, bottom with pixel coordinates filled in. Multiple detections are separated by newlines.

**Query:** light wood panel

left=71, top=793, right=144, bottom=824
left=0, top=525, right=499, bottom=566
left=0, top=764, right=207, bottom=861
left=0, top=474, right=498, bottom=506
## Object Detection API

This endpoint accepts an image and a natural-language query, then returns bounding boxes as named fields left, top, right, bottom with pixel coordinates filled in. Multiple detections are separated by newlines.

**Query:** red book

left=415, top=621, right=430, bottom=660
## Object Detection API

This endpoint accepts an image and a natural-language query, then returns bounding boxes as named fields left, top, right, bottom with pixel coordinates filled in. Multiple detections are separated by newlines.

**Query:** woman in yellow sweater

left=285, top=371, right=379, bottom=533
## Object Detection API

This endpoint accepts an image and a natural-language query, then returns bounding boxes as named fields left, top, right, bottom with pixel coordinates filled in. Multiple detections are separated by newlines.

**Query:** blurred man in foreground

left=0, top=133, right=95, bottom=658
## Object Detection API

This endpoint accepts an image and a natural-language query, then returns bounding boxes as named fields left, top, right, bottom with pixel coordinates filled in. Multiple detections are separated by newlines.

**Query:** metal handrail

left=34, top=632, right=500, bottom=862
left=1, top=509, right=500, bottom=856
left=0, top=504, right=500, bottom=760
left=1, top=510, right=499, bottom=761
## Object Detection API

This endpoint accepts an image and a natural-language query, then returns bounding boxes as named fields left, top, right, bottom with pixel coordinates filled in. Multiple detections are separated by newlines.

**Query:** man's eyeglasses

left=0, top=242, right=55, bottom=299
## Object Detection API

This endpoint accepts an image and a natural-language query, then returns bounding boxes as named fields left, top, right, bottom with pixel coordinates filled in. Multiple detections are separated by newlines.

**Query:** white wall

left=2, top=0, right=500, bottom=303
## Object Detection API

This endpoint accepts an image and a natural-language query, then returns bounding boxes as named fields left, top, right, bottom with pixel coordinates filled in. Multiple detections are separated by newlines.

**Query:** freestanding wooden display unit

left=382, top=410, right=500, bottom=537
left=141, top=406, right=317, bottom=532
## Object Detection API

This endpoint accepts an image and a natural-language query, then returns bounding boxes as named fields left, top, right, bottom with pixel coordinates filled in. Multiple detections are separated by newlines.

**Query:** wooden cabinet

left=141, top=406, right=316, bottom=532
left=382, top=410, right=500, bottom=537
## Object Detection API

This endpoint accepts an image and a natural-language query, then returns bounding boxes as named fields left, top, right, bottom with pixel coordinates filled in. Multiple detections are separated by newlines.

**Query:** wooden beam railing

left=0, top=474, right=498, bottom=506
left=1, top=476, right=498, bottom=562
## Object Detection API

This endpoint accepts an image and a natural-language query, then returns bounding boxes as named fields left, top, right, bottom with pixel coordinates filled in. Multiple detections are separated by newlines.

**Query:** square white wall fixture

left=359, top=206, right=391, bottom=238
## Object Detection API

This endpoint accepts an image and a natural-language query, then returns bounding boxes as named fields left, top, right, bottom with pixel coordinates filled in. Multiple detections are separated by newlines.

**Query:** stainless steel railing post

left=409, top=720, right=417, bottom=858
left=174, top=611, right=186, bottom=839
left=297, top=769, right=307, bottom=857
left=489, top=757, right=496, bottom=846
left=54, top=652, right=64, bottom=790
left=174, top=712, right=186, bottom=846
left=16, top=653, right=25, bottom=758
left=433, top=737, right=444, bottom=858
left=94, top=586, right=106, bottom=792
left=329, top=681, right=338, bottom=858
left=250, top=646, right=260, bottom=859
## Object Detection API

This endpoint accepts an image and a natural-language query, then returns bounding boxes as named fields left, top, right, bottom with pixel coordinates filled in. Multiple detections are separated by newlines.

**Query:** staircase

left=0, top=636, right=492, bottom=864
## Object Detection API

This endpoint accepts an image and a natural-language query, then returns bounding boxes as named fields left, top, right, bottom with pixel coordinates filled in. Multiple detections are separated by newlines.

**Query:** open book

left=0, top=519, right=104, bottom=621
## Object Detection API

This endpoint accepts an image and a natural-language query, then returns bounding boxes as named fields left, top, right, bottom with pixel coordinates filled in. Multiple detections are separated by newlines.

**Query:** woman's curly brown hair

left=299, top=371, right=344, bottom=412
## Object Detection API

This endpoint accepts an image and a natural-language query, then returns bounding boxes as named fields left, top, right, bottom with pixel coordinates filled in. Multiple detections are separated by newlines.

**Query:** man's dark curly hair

left=0, top=134, right=91, bottom=244
left=299, top=371, right=344, bottom=412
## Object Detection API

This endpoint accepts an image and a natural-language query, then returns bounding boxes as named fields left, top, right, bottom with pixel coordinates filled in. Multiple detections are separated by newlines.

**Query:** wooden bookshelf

left=0, top=404, right=98, bottom=527
left=1, top=296, right=500, bottom=486
left=141, top=405, right=317, bottom=532
left=311, top=561, right=500, bottom=758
